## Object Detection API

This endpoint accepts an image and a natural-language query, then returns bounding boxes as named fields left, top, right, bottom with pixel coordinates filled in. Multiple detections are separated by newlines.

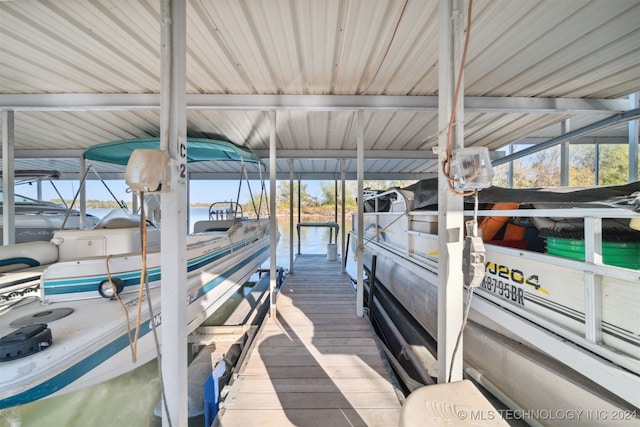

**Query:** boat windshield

left=0, top=191, right=62, bottom=206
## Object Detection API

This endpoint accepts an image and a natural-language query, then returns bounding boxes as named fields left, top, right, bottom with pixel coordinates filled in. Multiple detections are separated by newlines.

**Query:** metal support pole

left=297, top=177, right=301, bottom=255
left=560, top=119, right=570, bottom=186
left=356, top=111, right=365, bottom=317
left=2, top=110, right=15, bottom=245
left=186, top=173, right=190, bottom=232
left=437, top=0, right=465, bottom=383
left=289, top=158, right=294, bottom=274
left=334, top=176, right=338, bottom=223
left=584, top=217, right=603, bottom=344
left=131, top=184, right=139, bottom=215
left=507, top=144, right=514, bottom=188
left=79, top=158, right=86, bottom=229
left=269, top=110, right=278, bottom=318
left=160, top=1, right=188, bottom=425
left=595, top=142, right=600, bottom=185
left=341, top=159, right=346, bottom=273
left=629, top=93, right=639, bottom=183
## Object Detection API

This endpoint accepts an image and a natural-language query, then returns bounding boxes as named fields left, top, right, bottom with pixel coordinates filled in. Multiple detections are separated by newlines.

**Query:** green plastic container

left=546, top=237, right=640, bottom=269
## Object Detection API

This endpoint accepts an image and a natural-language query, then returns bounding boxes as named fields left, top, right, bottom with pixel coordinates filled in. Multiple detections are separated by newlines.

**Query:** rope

left=130, top=191, right=149, bottom=363
left=105, top=254, right=136, bottom=361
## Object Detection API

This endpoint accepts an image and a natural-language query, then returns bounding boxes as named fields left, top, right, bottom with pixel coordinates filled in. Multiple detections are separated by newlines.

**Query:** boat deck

left=215, top=254, right=402, bottom=427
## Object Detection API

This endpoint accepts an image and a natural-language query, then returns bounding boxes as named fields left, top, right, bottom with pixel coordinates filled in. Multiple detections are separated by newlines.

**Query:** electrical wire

left=361, top=0, right=409, bottom=93
left=139, top=193, right=172, bottom=426
left=448, top=190, right=480, bottom=382
left=447, top=285, right=474, bottom=383
left=441, top=0, right=475, bottom=196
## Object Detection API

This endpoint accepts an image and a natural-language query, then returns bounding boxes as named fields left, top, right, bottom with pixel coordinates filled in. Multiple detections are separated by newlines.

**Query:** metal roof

left=1, top=0, right=638, bottom=181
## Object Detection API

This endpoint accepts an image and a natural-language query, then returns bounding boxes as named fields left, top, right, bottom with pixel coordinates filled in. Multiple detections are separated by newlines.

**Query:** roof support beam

left=57, top=171, right=438, bottom=181
left=493, top=108, right=640, bottom=167
left=10, top=148, right=504, bottom=161
left=0, top=93, right=628, bottom=114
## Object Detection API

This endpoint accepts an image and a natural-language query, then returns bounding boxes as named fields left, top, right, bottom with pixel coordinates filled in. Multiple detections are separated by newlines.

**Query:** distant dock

left=215, top=254, right=401, bottom=426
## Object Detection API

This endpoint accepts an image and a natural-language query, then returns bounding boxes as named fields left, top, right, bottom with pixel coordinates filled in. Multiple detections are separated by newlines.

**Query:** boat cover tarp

left=403, top=179, right=640, bottom=212
left=84, top=137, right=260, bottom=165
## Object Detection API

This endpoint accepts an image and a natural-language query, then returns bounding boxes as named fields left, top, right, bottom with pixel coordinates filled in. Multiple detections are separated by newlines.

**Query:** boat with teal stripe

left=0, top=138, right=276, bottom=409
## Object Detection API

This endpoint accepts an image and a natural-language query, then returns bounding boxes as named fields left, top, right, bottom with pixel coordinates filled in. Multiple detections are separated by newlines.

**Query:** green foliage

left=598, top=145, right=630, bottom=185
left=569, top=145, right=596, bottom=186
left=276, top=181, right=315, bottom=207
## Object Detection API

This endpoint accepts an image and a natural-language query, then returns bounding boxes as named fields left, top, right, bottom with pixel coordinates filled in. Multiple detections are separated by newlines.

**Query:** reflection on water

left=0, top=214, right=355, bottom=427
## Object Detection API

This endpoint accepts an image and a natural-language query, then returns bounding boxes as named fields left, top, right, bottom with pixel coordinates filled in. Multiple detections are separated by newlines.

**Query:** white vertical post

left=160, top=1, right=188, bottom=426
left=289, top=158, right=294, bottom=274
left=340, top=159, right=346, bottom=274
left=2, top=110, right=15, bottom=245
left=356, top=111, right=365, bottom=317
left=79, top=158, right=86, bottom=229
left=507, top=144, right=514, bottom=188
left=269, top=110, right=278, bottom=318
left=334, top=175, right=338, bottom=223
left=297, top=178, right=301, bottom=255
left=629, top=93, right=638, bottom=183
left=560, top=119, right=570, bottom=186
left=584, top=216, right=603, bottom=343
left=437, top=0, right=465, bottom=383
left=594, top=142, right=600, bottom=185
left=131, top=186, right=139, bottom=215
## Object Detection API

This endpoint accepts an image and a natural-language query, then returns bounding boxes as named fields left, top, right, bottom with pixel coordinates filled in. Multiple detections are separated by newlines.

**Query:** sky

left=13, top=178, right=324, bottom=205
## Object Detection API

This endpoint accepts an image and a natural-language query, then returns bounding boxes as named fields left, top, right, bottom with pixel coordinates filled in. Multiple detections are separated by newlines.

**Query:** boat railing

left=208, top=201, right=243, bottom=221
left=469, top=206, right=640, bottom=346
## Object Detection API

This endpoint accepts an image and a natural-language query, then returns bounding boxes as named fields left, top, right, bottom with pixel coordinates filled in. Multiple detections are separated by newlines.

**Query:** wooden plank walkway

left=215, top=254, right=401, bottom=427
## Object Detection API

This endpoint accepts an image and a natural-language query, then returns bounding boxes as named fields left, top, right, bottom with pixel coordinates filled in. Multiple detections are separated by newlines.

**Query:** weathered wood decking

left=215, top=254, right=402, bottom=426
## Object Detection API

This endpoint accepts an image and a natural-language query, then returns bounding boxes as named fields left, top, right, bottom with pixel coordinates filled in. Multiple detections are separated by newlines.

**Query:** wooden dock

left=215, top=254, right=402, bottom=426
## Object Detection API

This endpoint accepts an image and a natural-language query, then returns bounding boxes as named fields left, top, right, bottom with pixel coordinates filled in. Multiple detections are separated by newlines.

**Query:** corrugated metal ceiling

left=0, top=0, right=638, bottom=181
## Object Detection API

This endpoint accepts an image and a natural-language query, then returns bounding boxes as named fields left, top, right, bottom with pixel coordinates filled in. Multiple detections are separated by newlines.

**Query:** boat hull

left=358, top=236, right=640, bottom=423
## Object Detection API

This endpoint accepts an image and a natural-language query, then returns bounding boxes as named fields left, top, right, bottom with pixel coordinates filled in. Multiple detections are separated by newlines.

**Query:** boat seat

left=0, top=241, right=59, bottom=273
left=94, top=215, right=141, bottom=229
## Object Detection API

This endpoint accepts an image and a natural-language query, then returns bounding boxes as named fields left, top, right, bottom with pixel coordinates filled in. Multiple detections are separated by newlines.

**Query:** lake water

left=0, top=211, right=355, bottom=427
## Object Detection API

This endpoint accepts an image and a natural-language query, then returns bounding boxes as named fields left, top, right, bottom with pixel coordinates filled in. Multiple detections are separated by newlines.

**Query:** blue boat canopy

left=83, top=137, right=260, bottom=165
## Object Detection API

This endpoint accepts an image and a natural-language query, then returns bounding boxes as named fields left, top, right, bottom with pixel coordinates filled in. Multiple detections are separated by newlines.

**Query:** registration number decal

left=480, top=275, right=525, bottom=305
left=480, top=261, right=549, bottom=305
